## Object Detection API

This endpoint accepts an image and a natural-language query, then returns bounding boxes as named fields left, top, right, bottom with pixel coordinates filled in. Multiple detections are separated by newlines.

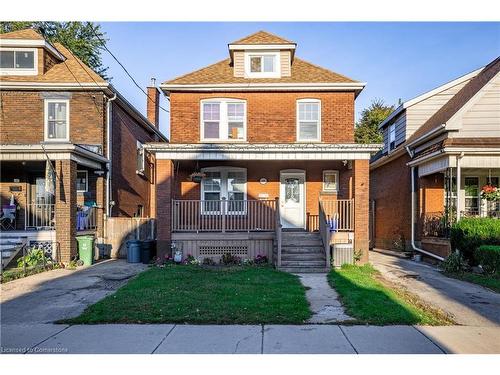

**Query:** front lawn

left=328, top=264, right=454, bottom=325
left=444, top=272, right=500, bottom=293
left=64, top=265, right=311, bottom=324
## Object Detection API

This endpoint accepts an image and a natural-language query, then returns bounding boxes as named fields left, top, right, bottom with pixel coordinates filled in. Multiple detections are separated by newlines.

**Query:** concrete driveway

left=370, top=249, right=500, bottom=327
left=1, top=259, right=147, bottom=324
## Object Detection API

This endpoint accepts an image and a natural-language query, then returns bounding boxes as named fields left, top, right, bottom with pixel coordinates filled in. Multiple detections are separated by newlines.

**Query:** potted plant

left=481, top=184, right=500, bottom=201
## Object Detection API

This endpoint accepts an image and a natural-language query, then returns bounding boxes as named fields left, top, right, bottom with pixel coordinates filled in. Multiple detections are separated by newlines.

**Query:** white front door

left=280, top=171, right=305, bottom=229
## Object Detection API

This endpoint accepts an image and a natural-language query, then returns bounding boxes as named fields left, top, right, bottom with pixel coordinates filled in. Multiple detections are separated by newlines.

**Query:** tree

left=355, top=99, right=395, bottom=144
left=0, top=22, right=109, bottom=78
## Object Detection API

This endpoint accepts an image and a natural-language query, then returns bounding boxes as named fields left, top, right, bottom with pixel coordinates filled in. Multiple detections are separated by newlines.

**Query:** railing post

left=274, top=197, right=282, bottom=267
left=221, top=197, right=226, bottom=233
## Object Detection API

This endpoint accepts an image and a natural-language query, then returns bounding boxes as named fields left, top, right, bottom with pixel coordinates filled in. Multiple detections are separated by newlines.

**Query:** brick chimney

left=147, top=77, right=160, bottom=128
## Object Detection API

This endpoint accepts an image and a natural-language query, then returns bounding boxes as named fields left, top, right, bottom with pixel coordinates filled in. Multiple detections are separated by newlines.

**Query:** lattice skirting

left=29, top=241, right=57, bottom=258
left=173, top=238, right=273, bottom=260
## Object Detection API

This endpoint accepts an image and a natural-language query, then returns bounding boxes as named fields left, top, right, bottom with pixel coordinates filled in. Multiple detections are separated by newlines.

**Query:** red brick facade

left=169, top=92, right=355, bottom=144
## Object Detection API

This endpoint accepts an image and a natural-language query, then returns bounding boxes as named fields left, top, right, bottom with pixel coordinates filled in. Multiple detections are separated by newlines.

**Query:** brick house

left=370, top=57, right=500, bottom=260
left=146, top=31, right=380, bottom=271
left=0, top=29, right=166, bottom=265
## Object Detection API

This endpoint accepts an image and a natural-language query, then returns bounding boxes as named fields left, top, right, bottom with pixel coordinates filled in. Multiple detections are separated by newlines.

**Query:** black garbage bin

left=140, top=240, right=155, bottom=264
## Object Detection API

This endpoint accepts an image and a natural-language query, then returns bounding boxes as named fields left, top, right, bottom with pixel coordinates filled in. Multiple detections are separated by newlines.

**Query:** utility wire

left=90, top=25, right=169, bottom=113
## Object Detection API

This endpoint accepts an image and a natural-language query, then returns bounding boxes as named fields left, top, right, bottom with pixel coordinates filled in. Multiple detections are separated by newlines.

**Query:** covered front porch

left=0, top=144, right=108, bottom=263
left=147, top=142, right=379, bottom=268
left=412, top=151, right=500, bottom=258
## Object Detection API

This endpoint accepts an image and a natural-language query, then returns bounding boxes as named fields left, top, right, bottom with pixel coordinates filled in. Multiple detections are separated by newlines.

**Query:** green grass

left=328, top=264, right=454, bottom=325
left=444, top=272, right=500, bottom=293
left=63, top=265, right=312, bottom=324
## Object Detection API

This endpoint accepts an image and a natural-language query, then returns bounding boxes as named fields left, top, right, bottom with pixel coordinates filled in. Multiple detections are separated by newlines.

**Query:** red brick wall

left=55, top=160, right=77, bottom=263
left=169, top=91, right=355, bottom=144
left=353, top=159, right=369, bottom=263
left=111, top=103, right=157, bottom=217
left=0, top=90, right=105, bottom=146
left=156, top=159, right=173, bottom=254
left=370, top=153, right=412, bottom=250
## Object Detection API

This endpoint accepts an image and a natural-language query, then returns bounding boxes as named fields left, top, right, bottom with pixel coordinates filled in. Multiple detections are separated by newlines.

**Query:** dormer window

left=0, top=48, right=37, bottom=75
left=244, top=51, right=280, bottom=78
left=388, top=124, right=396, bottom=151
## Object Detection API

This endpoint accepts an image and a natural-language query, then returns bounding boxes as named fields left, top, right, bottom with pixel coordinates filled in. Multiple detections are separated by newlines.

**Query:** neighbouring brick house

left=145, top=31, right=381, bottom=271
left=370, top=57, right=500, bottom=260
left=0, top=29, right=166, bottom=265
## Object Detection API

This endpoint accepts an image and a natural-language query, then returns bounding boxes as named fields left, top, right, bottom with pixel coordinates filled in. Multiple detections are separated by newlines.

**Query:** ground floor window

left=201, top=167, right=246, bottom=213
left=76, top=170, right=88, bottom=192
left=464, top=176, right=479, bottom=213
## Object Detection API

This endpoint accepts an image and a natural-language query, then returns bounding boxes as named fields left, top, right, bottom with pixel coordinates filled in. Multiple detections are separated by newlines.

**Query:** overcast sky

left=100, top=22, right=500, bottom=138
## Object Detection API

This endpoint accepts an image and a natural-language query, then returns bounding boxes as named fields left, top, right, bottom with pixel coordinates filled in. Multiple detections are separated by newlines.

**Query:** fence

left=105, top=217, right=156, bottom=258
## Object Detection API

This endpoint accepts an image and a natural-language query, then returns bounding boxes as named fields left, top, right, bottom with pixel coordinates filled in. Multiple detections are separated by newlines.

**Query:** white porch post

left=456, top=155, right=462, bottom=221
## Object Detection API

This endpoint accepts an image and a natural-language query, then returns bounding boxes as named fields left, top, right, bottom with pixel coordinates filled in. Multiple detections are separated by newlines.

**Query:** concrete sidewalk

left=2, top=323, right=500, bottom=354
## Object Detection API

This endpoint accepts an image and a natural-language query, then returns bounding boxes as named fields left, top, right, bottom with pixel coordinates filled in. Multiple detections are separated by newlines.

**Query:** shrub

left=202, top=257, right=216, bottom=266
left=254, top=254, right=268, bottom=265
left=220, top=253, right=241, bottom=266
left=17, top=247, right=52, bottom=268
left=450, top=218, right=500, bottom=260
left=474, top=245, right=500, bottom=275
left=440, top=252, right=469, bottom=274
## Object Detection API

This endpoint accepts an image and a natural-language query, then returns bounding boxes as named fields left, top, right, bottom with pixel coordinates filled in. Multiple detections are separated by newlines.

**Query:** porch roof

left=145, top=143, right=382, bottom=161
left=0, top=143, right=109, bottom=169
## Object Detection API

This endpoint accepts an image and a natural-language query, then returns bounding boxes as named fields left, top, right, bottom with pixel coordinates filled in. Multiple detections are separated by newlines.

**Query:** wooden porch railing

left=275, top=198, right=282, bottom=267
left=171, top=198, right=278, bottom=232
left=319, top=199, right=354, bottom=268
left=319, top=199, right=354, bottom=231
left=25, top=203, right=55, bottom=229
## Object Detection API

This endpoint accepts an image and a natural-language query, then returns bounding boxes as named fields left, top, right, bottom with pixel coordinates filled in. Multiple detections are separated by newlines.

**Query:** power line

left=90, top=25, right=169, bottom=113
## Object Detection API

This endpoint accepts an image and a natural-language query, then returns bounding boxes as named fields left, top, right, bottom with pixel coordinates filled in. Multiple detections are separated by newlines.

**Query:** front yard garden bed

left=63, top=265, right=311, bottom=324
left=328, top=264, right=454, bottom=325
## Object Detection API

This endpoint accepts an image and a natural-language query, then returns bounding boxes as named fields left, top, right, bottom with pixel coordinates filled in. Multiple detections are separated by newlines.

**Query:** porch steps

left=278, top=231, right=328, bottom=273
left=0, top=236, right=27, bottom=269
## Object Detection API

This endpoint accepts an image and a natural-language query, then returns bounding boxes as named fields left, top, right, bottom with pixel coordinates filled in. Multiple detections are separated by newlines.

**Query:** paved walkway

left=297, top=273, right=353, bottom=323
left=1, top=260, right=147, bottom=324
left=2, top=323, right=499, bottom=354
left=370, top=250, right=500, bottom=327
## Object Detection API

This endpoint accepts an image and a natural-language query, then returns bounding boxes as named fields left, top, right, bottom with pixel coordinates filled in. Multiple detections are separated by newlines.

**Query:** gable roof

left=163, top=57, right=358, bottom=85
left=230, top=30, right=295, bottom=45
left=406, top=56, right=500, bottom=146
left=0, top=28, right=44, bottom=40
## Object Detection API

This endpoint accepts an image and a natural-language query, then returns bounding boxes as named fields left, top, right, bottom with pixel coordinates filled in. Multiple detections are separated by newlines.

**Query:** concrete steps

left=0, top=236, right=27, bottom=269
left=278, top=231, right=328, bottom=273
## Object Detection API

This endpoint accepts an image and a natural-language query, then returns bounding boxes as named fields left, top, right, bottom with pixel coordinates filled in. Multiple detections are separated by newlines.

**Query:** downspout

left=106, top=93, right=117, bottom=217
left=410, top=166, right=445, bottom=261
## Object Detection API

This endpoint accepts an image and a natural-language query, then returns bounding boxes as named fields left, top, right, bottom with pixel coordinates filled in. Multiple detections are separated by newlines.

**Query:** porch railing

left=76, top=206, right=97, bottom=231
left=25, top=204, right=55, bottom=229
left=319, top=199, right=354, bottom=231
left=422, top=211, right=451, bottom=238
left=460, top=210, right=500, bottom=219
left=171, top=199, right=278, bottom=232
left=319, top=201, right=332, bottom=268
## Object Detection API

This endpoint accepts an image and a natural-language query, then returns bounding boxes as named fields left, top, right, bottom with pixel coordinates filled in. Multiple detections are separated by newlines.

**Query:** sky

left=100, top=22, right=500, bottom=137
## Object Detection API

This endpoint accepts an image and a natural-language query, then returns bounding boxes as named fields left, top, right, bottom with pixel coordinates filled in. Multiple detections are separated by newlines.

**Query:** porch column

left=156, top=159, right=174, bottom=257
left=55, top=159, right=77, bottom=263
left=353, top=159, right=369, bottom=264
left=95, top=173, right=105, bottom=246
left=456, top=156, right=462, bottom=220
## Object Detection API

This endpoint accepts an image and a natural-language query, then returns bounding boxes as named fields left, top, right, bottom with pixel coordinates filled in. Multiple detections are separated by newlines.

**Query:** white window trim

left=296, top=99, right=322, bottom=142
left=44, top=99, right=70, bottom=142
left=388, top=124, right=396, bottom=152
left=244, top=51, right=281, bottom=78
left=200, top=166, right=247, bottom=215
left=322, top=170, right=339, bottom=193
left=76, top=170, right=88, bottom=193
left=464, top=176, right=480, bottom=212
left=136, top=140, right=146, bottom=175
left=200, top=99, right=247, bottom=142
left=0, top=48, right=38, bottom=76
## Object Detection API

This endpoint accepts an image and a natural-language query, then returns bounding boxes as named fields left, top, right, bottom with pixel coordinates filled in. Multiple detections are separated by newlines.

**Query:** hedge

left=475, top=245, right=500, bottom=274
left=450, top=218, right=500, bottom=260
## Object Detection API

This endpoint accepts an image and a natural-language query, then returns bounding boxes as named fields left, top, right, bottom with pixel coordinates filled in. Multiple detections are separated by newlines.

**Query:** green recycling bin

left=76, top=235, right=95, bottom=266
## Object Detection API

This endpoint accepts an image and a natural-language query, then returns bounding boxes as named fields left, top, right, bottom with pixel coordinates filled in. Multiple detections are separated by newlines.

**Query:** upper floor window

left=136, top=141, right=145, bottom=175
left=44, top=99, right=69, bottom=141
left=388, top=124, right=396, bottom=151
left=244, top=52, right=280, bottom=78
left=297, top=99, right=321, bottom=142
left=201, top=99, right=246, bottom=141
left=0, top=48, right=37, bottom=75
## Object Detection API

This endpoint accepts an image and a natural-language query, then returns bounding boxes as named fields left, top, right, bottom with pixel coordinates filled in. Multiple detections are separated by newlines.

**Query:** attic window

left=245, top=52, right=280, bottom=78
left=0, top=48, right=37, bottom=75
left=388, top=124, right=396, bottom=151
